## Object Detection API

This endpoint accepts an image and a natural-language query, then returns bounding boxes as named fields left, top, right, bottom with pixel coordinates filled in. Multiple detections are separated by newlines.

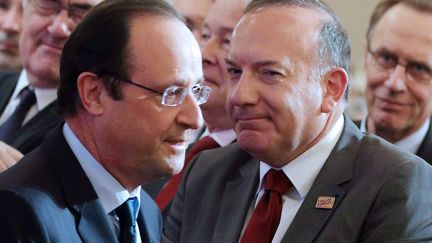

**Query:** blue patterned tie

left=0, top=87, right=36, bottom=143
left=116, top=197, right=139, bottom=243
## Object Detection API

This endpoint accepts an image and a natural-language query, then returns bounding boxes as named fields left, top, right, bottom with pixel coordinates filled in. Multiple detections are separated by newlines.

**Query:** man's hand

left=0, top=141, right=23, bottom=172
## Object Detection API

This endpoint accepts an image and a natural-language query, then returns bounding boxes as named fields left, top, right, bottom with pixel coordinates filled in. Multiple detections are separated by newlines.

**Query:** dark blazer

left=0, top=72, right=63, bottom=154
left=0, top=125, right=162, bottom=242
left=354, top=119, right=432, bottom=164
left=164, top=118, right=432, bottom=243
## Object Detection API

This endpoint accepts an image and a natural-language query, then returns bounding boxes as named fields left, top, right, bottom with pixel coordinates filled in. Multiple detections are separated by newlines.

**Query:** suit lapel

left=416, top=120, right=432, bottom=164
left=211, top=156, right=260, bottom=243
left=281, top=118, right=363, bottom=243
left=43, top=125, right=117, bottom=243
left=0, top=73, right=19, bottom=113
left=137, top=191, right=162, bottom=243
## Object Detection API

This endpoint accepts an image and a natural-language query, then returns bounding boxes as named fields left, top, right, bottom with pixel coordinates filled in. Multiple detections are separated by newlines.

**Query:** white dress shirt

left=360, top=116, right=430, bottom=154
left=243, top=116, right=344, bottom=243
left=0, top=70, right=57, bottom=125
left=204, top=128, right=236, bottom=147
left=63, top=123, right=142, bottom=242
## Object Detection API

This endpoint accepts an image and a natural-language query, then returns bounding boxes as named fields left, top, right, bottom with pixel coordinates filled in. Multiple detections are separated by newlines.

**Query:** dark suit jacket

left=0, top=72, right=63, bottom=154
left=353, top=119, right=432, bottom=165
left=164, top=118, right=432, bottom=243
left=0, top=125, right=162, bottom=242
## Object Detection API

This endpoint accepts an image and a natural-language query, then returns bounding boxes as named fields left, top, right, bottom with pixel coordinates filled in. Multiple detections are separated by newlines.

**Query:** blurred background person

left=0, top=0, right=100, bottom=171
left=359, top=0, right=432, bottom=164
left=0, top=0, right=22, bottom=72
left=174, top=0, right=214, bottom=43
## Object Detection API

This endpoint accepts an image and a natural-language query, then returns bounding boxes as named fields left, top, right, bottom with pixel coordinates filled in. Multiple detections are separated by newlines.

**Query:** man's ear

left=321, top=67, right=348, bottom=113
left=76, top=72, right=106, bottom=115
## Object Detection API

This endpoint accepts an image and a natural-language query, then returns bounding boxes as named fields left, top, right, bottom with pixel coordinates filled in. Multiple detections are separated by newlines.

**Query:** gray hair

left=245, top=0, right=351, bottom=101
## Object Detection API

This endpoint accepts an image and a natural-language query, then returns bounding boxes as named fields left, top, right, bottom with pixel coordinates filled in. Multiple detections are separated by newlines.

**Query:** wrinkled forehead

left=127, top=16, right=203, bottom=86
left=230, top=5, right=326, bottom=63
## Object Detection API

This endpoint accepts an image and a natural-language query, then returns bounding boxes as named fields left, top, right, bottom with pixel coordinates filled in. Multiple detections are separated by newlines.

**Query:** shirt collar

left=11, top=71, right=29, bottom=102
left=63, top=123, right=141, bottom=215
left=259, top=115, right=344, bottom=199
left=206, top=129, right=236, bottom=147
left=17, top=70, right=57, bottom=110
left=361, top=116, right=429, bottom=154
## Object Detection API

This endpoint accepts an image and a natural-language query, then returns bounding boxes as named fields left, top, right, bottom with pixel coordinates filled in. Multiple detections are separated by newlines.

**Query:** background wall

left=325, top=0, right=377, bottom=120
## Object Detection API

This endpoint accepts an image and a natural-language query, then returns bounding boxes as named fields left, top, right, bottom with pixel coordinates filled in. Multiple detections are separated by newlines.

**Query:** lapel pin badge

left=315, top=196, right=335, bottom=209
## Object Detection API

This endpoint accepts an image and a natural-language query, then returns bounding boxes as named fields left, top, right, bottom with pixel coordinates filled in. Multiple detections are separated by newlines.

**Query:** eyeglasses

left=118, top=78, right=212, bottom=107
left=28, top=0, right=93, bottom=22
left=367, top=45, right=432, bottom=85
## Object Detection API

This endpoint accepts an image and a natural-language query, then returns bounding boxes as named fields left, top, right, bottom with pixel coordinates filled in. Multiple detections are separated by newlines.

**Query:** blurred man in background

left=0, top=0, right=22, bottom=72
left=0, top=0, right=100, bottom=170
left=360, top=0, right=432, bottom=164
left=174, top=0, right=214, bottom=43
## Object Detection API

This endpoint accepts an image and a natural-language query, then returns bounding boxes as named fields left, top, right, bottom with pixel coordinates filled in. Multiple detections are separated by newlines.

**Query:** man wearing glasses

left=360, top=0, right=432, bottom=164
left=0, top=0, right=209, bottom=241
left=0, top=0, right=99, bottom=170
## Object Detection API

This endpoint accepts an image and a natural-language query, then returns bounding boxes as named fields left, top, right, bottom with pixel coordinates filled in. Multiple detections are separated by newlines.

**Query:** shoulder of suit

left=357, top=133, right=429, bottom=169
left=0, top=71, right=20, bottom=82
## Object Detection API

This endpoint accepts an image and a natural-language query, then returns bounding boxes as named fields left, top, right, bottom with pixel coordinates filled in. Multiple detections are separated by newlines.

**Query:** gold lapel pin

left=315, top=196, right=335, bottom=209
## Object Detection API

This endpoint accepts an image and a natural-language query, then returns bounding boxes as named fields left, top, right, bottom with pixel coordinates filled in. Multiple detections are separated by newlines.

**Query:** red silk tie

left=240, top=169, right=292, bottom=243
left=155, top=136, right=219, bottom=210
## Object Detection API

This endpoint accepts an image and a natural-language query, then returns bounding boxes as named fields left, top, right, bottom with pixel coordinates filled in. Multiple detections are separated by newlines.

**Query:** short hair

left=244, top=0, right=351, bottom=101
left=366, top=0, right=432, bottom=42
left=58, top=0, right=181, bottom=117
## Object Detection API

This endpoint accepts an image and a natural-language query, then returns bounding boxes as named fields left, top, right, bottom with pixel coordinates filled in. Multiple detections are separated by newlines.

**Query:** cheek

left=409, top=85, right=432, bottom=109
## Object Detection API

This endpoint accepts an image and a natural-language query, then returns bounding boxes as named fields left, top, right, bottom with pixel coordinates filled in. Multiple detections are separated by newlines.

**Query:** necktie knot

left=240, top=169, right=292, bottom=243
left=18, top=88, right=36, bottom=111
left=264, top=169, right=292, bottom=193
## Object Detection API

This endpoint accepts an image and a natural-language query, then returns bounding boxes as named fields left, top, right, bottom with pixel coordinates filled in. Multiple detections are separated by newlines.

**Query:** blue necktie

left=0, top=87, right=36, bottom=143
left=116, top=197, right=139, bottom=243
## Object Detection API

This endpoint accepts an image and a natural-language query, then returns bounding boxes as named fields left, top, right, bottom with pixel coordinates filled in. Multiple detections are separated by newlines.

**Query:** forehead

left=230, top=6, right=324, bottom=66
left=205, top=0, right=245, bottom=31
left=174, top=0, right=213, bottom=18
left=127, top=15, right=203, bottom=86
left=371, top=4, right=432, bottom=61
left=0, top=0, right=21, bottom=6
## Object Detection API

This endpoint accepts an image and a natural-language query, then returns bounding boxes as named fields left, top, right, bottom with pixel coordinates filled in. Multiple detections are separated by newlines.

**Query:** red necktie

left=240, top=169, right=292, bottom=243
left=155, top=136, right=219, bottom=210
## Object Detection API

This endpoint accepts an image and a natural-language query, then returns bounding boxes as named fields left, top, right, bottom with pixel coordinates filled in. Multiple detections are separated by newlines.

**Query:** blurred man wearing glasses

left=0, top=0, right=209, bottom=241
left=0, top=0, right=99, bottom=170
left=360, top=0, right=432, bottom=164
left=0, top=0, right=22, bottom=73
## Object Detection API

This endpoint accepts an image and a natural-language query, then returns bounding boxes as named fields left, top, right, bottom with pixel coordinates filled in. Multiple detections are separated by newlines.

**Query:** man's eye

left=263, top=70, right=282, bottom=76
left=227, top=67, right=242, bottom=75
left=377, top=52, right=397, bottom=67
left=0, top=2, right=10, bottom=10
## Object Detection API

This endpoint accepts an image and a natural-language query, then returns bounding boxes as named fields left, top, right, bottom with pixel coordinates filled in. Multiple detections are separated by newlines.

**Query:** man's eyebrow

left=225, top=58, right=239, bottom=67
